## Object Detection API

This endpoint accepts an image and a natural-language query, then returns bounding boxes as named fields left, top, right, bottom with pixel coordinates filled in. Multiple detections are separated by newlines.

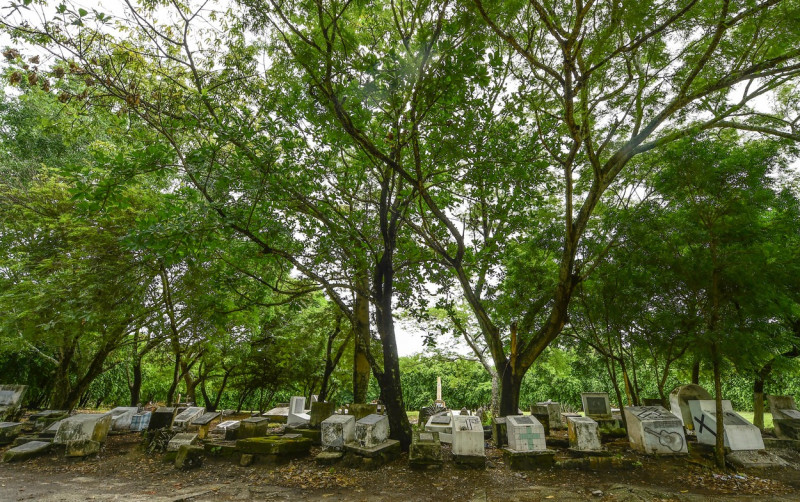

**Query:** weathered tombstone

left=192, top=411, right=221, bottom=439
left=491, top=416, right=507, bottom=447
left=309, top=401, right=336, bottom=428
left=536, top=401, right=563, bottom=429
left=459, top=407, right=470, bottom=416
left=105, top=407, right=139, bottom=431
left=425, top=411, right=453, bottom=444
left=348, top=403, right=378, bottom=421
left=321, top=414, right=355, bottom=450
left=452, top=415, right=485, bottom=467
left=287, top=396, right=310, bottom=426
left=238, top=416, right=270, bottom=439
left=212, top=420, right=240, bottom=440
left=766, top=395, right=800, bottom=440
left=148, top=407, right=176, bottom=430
left=39, top=419, right=63, bottom=438
left=409, top=430, right=442, bottom=469
left=2, top=440, right=51, bottom=462
left=529, top=405, right=551, bottom=436
left=355, top=414, right=389, bottom=448
left=130, top=411, right=151, bottom=432
left=172, top=406, right=205, bottom=430
left=624, top=406, right=687, bottom=455
left=567, top=416, right=602, bottom=452
left=263, top=405, right=289, bottom=423
left=167, top=432, right=199, bottom=452
left=175, top=443, right=204, bottom=469
left=53, top=414, right=112, bottom=445
left=581, top=392, right=612, bottom=419
left=418, top=403, right=446, bottom=429
left=669, top=384, right=712, bottom=430
left=31, top=410, right=68, bottom=431
left=0, top=385, right=27, bottom=421
left=506, top=415, right=546, bottom=452
left=689, top=400, right=764, bottom=450
left=0, top=422, right=23, bottom=445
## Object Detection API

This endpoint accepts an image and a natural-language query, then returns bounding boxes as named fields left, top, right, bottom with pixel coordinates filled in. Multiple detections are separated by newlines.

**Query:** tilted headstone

left=768, top=396, right=800, bottom=440
left=130, top=411, right=151, bottom=432
left=425, top=411, right=453, bottom=444
left=309, top=401, right=336, bottom=428
left=263, top=405, right=289, bottom=423
left=418, top=403, right=447, bottom=429
left=567, top=416, right=602, bottom=452
left=54, top=414, right=112, bottom=445
left=0, top=422, right=23, bottom=445
left=2, top=440, right=50, bottom=463
left=506, top=415, right=546, bottom=452
left=624, top=406, right=688, bottom=455
left=529, top=405, right=551, bottom=436
left=167, top=432, right=199, bottom=452
left=321, top=414, right=355, bottom=450
left=536, top=401, right=563, bottom=429
left=212, top=420, right=240, bottom=440
left=688, top=400, right=764, bottom=451
left=355, top=413, right=389, bottom=448
left=669, top=384, right=712, bottom=430
left=581, top=392, right=612, bottom=419
left=287, top=396, right=310, bottom=426
left=452, top=415, right=485, bottom=459
left=106, top=407, right=139, bottom=431
left=0, top=385, right=27, bottom=421
left=172, top=407, right=205, bottom=430
left=148, top=407, right=176, bottom=430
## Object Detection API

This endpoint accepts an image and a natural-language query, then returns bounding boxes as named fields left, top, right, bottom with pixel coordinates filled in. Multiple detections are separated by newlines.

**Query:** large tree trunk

left=352, top=280, right=371, bottom=404
left=497, top=360, right=524, bottom=416
left=691, top=359, right=701, bottom=385
left=129, top=359, right=143, bottom=407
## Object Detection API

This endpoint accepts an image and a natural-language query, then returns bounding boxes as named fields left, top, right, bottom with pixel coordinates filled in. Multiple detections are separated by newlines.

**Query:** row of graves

left=3, top=381, right=800, bottom=473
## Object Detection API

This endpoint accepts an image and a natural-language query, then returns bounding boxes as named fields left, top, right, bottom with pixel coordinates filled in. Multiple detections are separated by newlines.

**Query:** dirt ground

left=2, top=427, right=799, bottom=501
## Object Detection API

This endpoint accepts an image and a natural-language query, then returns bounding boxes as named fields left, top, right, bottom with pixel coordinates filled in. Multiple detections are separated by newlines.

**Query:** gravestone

left=2, top=440, right=50, bottom=462
left=309, top=401, right=336, bottom=428
left=287, top=396, right=310, bottom=426
left=688, top=400, right=765, bottom=450
left=529, top=405, right=551, bottom=436
left=581, top=392, right=612, bottom=419
left=452, top=415, right=485, bottom=467
left=348, top=403, right=378, bottom=421
left=418, top=404, right=447, bottom=429
left=669, top=384, right=712, bottom=430
left=459, top=407, right=470, bottom=416
left=238, top=416, right=270, bottom=439
left=766, top=395, right=800, bottom=440
left=321, top=414, right=355, bottom=450
left=624, top=405, right=688, bottom=455
left=148, top=407, right=176, bottom=430
left=536, top=401, right=563, bottom=429
left=106, top=407, right=139, bottom=431
left=409, top=430, right=442, bottom=469
left=567, top=416, right=602, bottom=452
left=506, top=415, right=546, bottom=452
left=192, top=411, right=221, bottom=439
left=212, top=420, right=241, bottom=440
left=167, top=432, right=199, bottom=452
left=355, top=414, right=389, bottom=448
left=263, top=405, right=289, bottom=423
left=491, top=416, right=508, bottom=447
left=0, top=385, right=27, bottom=421
left=54, top=414, right=112, bottom=445
left=130, top=411, right=151, bottom=432
left=172, top=406, right=205, bottom=430
left=0, top=422, right=23, bottom=445
left=31, top=410, right=68, bottom=431
left=425, top=411, right=453, bottom=444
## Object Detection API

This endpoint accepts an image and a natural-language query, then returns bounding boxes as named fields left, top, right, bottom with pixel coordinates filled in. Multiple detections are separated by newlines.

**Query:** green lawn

left=737, top=411, right=773, bottom=430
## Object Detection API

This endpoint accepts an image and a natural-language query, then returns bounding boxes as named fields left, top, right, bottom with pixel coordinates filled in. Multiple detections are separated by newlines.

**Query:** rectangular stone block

left=2, top=440, right=50, bottom=462
left=425, top=411, right=453, bottom=444
left=262, top=406, right=289, bottom=423
left=0, top=422, right=23, bottom=445
left=773, top=419, right=800, bottom=440
left=130, top=412, right=151, bottom=432
left=348, top=403, right=378, bottom=421
left=567, top=416, right=602, bottom=452
left=688, top=400, right=764, bottom=451
left=309, top=401, right=336, bottom=428
left=167, top=432, right=198, bottom=452
left=54, top=414, right=112, bottom=445
left=355, top=413, right=389, bottom=448
left=321, top=414, right=355, bottom=450
left=172, top=407, right=205, bottom=430
left=238, top=416, right=270, bottom=439
left=192, top=411, right=221, bottom=426
left=624, top=405, right=687, bottom=455
left=581, top=392, right=612, bottom=419
left=767, top=395, right=799, bottom=421
left=148, top=407, right=176, bottom=430
left=537, top=401, right=563, bottom=429
left=506, top=415, right=546, bottom=452
left=529, top=406, right=551, bottom=436
left=452, top=415, right=484, bottom=458
left=106, top=407, right=139, bottom=431
left=409, top=431, right=442, bottom=469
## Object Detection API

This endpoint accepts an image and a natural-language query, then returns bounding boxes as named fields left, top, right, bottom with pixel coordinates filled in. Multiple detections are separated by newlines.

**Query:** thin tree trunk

left=352, top=280, right=371, bottom=404
left=712, top=343, right=726, bottom=469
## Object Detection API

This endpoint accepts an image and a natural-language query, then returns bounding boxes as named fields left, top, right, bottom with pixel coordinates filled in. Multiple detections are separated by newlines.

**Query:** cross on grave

left=518, top=426, right=542, bottom=450
left=694, top=414, right=716, bottom=437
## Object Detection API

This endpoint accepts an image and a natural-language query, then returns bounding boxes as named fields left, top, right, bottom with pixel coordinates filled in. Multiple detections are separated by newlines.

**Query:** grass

left=737, top=411, right=773, bottom=430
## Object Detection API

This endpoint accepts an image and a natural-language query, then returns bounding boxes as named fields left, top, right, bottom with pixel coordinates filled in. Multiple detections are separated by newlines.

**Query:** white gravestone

left=106, top=407, right=139, bottom=431
left=172, top=407, right=205, bottom=430
left=355, top=413, right=389, bottom=448
left=287, top=396, right=310, bottom=426
left=567, top=416, right=602, bottom=451
left=581, top=392, right=612, bottom=419
left=425, top=411, right=453, bottom=444
left=322, top=414, right=356, bottom=450
left=452, top=415, right=484, bottom=458
left=506, top=415, right=546, bottom=452
left=688, top=400, right=765, bottom=451
left=669, top=384, right=712, bottom=430
left=624, top=406, right=688, bottom=454
left=53, top=414, right=112, bottom=444
left=167, top=432, right=198, bottom=452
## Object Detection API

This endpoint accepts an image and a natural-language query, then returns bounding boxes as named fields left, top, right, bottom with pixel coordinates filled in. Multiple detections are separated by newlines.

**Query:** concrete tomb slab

left=688, top=400, right=764, bottom=451
left=355, top=413, right=389, bottom=448
left=409, top=430, right=442, bottom=469
left=581, top=392, right=612, bottom=419
left=529, top=405, right=551, bottom=436
left=130, top=412, right=151, bottom=432
left=624, top=405, right=688, bottom=455
left=192, top=411, right=221, bottom=426
left=263, top=406, right=289, bottom=423
left=2, top=440, right=51, bottom=462
left=148, top=407, right=176, bottom=430
left=669, top=384, right=712, bottom=430
left=287, top=396, right=310, bottom=426
left=0, top=422, right=23, bottom=445
left=321, top=414, right=355, bottom=450
left=53, top=414, right=112, bottom=445
left=106, top=407, right=139, bottom=431
left=212, top=420, right=240, bottom=441
left=238, top=416, right=270, bottom=439
left=172, top=407, right=205, bottom=430
left=567, top=416, right=603, bottom=452
left=452, top=415, right=485, bottom=467
left=425, top=411, right=453, bottom=444
left=167, top=432, right=199, bottom=452
left=506, top=415, right=547, bottom=453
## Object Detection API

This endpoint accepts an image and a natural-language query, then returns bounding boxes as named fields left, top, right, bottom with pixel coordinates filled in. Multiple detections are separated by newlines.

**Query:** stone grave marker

left=409, top=430, right=442, bottom=469
left=767, top=395, right=800, bottom=440
left=567, top=416, right=602, bottom=452
left=452, top=415, right=485, bottom=467
left=669, top=384, right=712, bottom=430
left=418, top=403, right=446, bottom=429
left=192, top=411, right=221, bottom=438
left=506, top=415, right=546, bottom=452
left=0, top=385, right=27, bottom=421
left=425, top=411, right=453, bottom=444
left=624, top=405, right=688, bottom=455
left=287, top=396, right=310, bottom=426
left=263, top=405, right=289, bottom=423
left=529, top=405, right=551, bottom=436
left=238, top=416, right=269, bottom=439
left=148, top=407, right=176, bottom=430
left=355, top=413, right=389, bottom=448
left=106, top=407, right=139, bottom=431
left=689, top=400, right=764, bottom=450
left=309, top=401, right=336, bottom=428
left=2, top=440, right=51, bottom=462
left=321, top=414, right=355, bottom=450
left=491, top=416, right=508, bottom=447
left=54, top=414, right=112, bottom=445
left=212, top=420, right=240, bottom=440
left=167, top=432, right=199, bottom=452
left=130, top=411, right=151, bottom=432
left=435, top=376, right=446, bottom=407
left=0, top=422, right=23, bottom=445
left=581, top=392, right=612, bottom=419
left=172, top=406, right=205, bottom=430
left=537, top=401, right=563, bottom=429
left=31, top=410, right=68, bottom=431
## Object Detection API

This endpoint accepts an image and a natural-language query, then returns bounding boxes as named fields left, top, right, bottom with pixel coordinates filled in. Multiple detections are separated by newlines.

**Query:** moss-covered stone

left=2, top=440, right=51, bottom=462
left=348, top=404, right=377, bottom=421
left=283, top=427, right=321, bottom=445
left=409, top=431, right=442, bottom=470
left=491, top=417, right=507, bottom=447
left=235, top=435, right=312, bottom=456
left=556, top=456, right=640, bottom=471
left=175, top=444, right=204, bottom=469
left=502, top=448, right=556, bottom=470
left=65, top=439, right=100, bottom=457
left=0, top=422, right=23, bottom=445
left=203, top=441, right=239, bottom=458
left=314, top=451, right=344, bottom=465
